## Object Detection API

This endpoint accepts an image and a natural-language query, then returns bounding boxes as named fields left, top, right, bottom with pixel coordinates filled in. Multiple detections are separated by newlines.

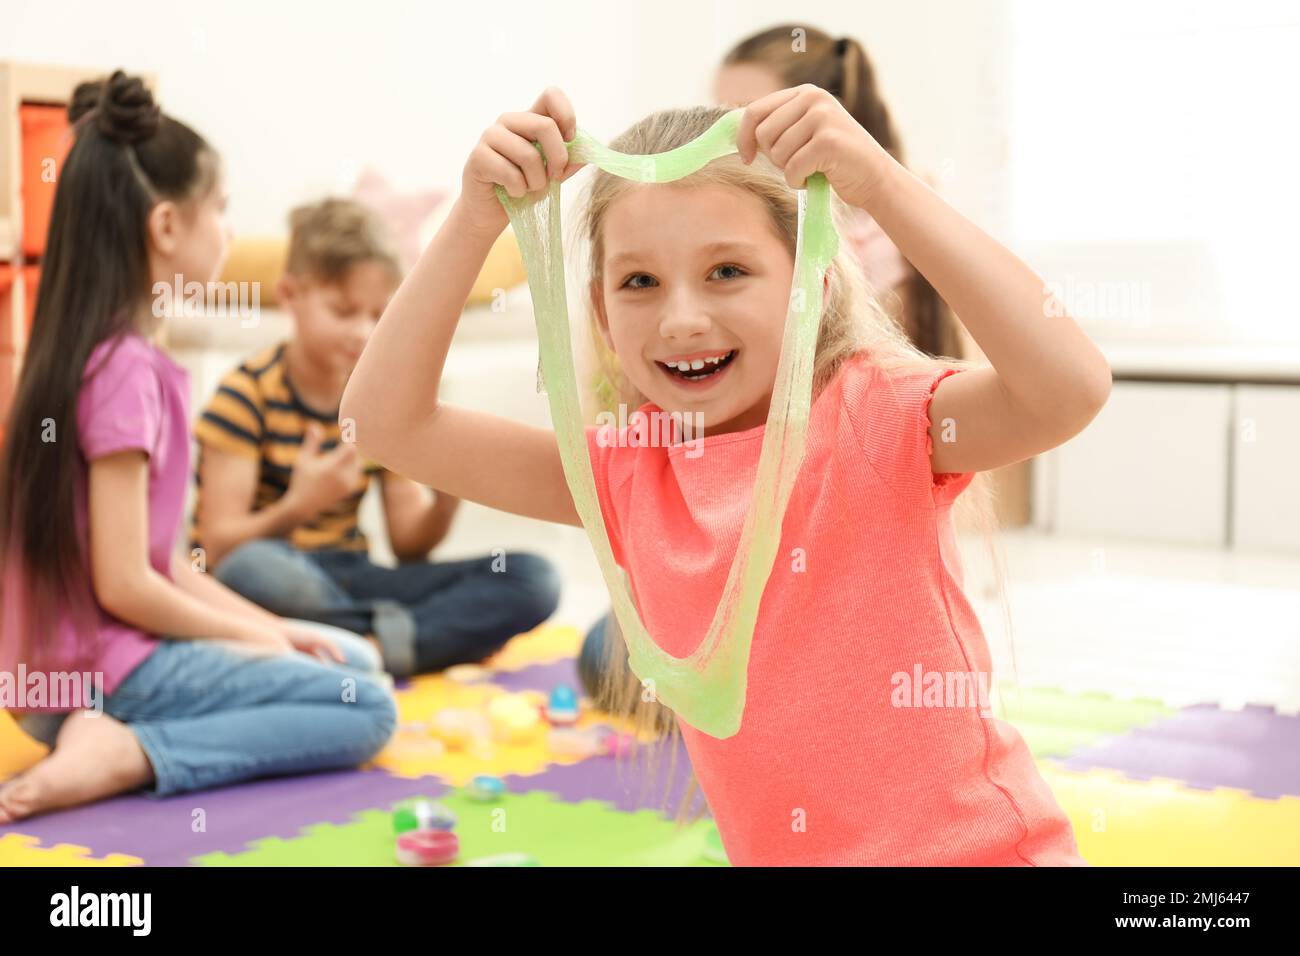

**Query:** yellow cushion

left=215, top=222, right=524, bottom=309
left=216, top=236, right=287, bottom=307
left=468, top=228, right=526, bottom=306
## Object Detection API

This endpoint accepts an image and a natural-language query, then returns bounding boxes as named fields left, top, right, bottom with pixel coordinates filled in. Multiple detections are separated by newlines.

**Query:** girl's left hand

left=283, top=624, right=345, bottom=664
left=735, top=84, right=893, bottom=209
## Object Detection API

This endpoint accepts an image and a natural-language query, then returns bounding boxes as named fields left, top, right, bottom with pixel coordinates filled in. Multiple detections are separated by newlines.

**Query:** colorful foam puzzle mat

left=2, top=624, right=1298, bottom=866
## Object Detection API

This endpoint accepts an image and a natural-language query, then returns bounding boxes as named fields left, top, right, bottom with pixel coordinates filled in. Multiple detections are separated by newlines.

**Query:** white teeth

left=666, top=351, right=732, bottom=370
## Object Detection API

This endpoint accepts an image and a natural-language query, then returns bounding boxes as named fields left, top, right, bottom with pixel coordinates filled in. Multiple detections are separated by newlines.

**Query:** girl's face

left=176, top=173, right=233, bottom=285
left=713, top=63, right=783, bottom=108
left=148, top=164, right=232, bottom=289
left=596, top=182, right=794, bottom=435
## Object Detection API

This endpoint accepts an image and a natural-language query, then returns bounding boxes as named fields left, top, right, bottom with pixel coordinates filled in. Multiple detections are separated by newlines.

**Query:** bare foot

left=0, top=711, right=154, bottom=824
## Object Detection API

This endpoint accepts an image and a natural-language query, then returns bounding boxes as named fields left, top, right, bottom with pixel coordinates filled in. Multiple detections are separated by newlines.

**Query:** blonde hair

left=575, top=104, right=1017, bottom=827
left=285, top=197, right=402, bottom=282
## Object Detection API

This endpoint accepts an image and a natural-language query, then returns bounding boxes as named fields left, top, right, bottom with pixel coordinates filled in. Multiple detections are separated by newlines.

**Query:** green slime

left=495, top=108, right=838, bottom=738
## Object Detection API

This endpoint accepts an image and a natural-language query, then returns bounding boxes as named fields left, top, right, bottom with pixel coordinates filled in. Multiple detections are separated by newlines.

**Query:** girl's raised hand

left=457, top=87, right=586, bottom=236
left=735, top=84, right=894, bottom=209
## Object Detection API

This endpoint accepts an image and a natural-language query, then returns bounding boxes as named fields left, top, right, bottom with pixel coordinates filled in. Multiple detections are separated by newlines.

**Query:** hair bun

left=69, top=70, right=160, bottom=144
left=67, top=80, right=102, bottom=125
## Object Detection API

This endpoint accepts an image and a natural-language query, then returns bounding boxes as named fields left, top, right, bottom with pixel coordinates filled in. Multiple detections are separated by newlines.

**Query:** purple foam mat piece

left=505, top=733, right=708, bottom=818
left=0, top=769, right=447, bottom=866
left=491, top=657, right=582, bottom=695
left=1061, top=703, right=1300, bottom=799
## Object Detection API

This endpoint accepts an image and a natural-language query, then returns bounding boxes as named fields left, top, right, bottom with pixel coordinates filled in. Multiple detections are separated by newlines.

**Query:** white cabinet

left=1036, top=380, right=1300, bottom=554
left=1232, top=385, right=1300, bottom=552
left=1036, top=382, right=1232, bottom=546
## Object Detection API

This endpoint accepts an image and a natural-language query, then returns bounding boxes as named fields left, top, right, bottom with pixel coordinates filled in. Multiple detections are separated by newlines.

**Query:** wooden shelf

left=0, top=63, right=158, bottom=420
left=0, top=60, right=125, bottom=374
left=1, top=62, right=123, bottom=262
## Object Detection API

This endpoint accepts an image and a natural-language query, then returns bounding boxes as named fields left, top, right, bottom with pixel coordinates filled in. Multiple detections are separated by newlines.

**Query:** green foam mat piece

left=194, top=790, right=726, bottom=867
left=996, top=687, right=1174, bottom=758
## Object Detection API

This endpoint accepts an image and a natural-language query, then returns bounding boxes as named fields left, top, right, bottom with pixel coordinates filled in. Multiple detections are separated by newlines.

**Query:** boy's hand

left=285, top=422, right=364, bottom=521
left=735, top=84, right=895, bottom=210
left=457, top=87, right=586, bottom=237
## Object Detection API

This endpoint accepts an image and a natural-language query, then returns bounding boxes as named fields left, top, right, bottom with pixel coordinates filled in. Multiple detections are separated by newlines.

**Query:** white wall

left=1009, top=0, right=1300, bottom=346
left=8, top=1, right=1290, bottom=352
left=1, top=0, right=1012, bottom=236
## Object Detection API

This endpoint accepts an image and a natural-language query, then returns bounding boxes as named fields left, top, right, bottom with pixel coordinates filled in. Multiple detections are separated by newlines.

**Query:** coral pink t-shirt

left=2, top=333, right=189, bottom=705
left=585, top=352, right=1084, bottom=866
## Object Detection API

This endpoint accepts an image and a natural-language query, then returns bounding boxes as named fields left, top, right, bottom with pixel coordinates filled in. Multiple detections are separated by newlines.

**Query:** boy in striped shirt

left=192, top=199, right=560, bottom=677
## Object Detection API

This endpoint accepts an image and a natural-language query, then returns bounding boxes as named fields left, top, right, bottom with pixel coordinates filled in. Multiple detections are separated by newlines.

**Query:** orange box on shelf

left=20, top=103, right=73, bottom=259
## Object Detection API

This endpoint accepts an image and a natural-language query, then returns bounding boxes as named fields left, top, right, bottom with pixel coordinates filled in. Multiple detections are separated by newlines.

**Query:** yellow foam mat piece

left=372, top=675, right=648, bottom=785
left=0, top=711, right=49, bottom=781
left=0, top=833, right=141, bottom=867
left=1040, top=762, right=1300, bottom=866
left=481, top=623, right=583, bottom=673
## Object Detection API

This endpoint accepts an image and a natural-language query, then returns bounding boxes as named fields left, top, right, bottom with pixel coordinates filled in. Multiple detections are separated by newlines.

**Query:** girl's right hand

left=457, top=87, right=586, bottom=237
left=282, top=624, right=345, bottom=664
left=232, top=620, right=294, bottom=655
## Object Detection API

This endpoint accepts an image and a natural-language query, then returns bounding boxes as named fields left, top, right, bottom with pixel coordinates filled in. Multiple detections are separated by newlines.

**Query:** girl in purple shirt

left=0, top=71, right=395, bottom=823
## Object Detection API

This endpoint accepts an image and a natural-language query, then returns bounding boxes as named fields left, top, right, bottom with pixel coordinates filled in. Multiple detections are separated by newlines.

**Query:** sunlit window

left=1010, top=0, right=1300, bottom=346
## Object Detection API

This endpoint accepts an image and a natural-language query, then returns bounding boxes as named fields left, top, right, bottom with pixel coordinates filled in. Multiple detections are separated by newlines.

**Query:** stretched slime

left=495, top=108, right=838, bottom=738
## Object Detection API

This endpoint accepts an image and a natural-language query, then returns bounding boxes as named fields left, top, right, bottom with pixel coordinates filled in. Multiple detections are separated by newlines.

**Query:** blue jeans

left=18, top=623, right=396, bottom=797
left=214, top=540, right=561, bottom=678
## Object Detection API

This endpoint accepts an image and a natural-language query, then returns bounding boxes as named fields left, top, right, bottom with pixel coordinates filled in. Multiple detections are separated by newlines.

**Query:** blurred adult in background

left=715, top=23, right=961, bottom=359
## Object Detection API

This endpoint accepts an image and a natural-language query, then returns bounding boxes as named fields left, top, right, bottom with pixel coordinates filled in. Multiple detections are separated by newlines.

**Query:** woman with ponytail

left=716, top=24, right=960, bottom=359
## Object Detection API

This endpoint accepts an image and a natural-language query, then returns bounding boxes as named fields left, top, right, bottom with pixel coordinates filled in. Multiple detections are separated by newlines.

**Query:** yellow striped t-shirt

left=191, top=342, right=385, bottom=553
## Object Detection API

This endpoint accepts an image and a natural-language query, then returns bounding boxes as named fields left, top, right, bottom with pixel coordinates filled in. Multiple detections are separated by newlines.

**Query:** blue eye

left=621, top=273, right=657, bottom=290
left=711, top=264, right=746, bottom=280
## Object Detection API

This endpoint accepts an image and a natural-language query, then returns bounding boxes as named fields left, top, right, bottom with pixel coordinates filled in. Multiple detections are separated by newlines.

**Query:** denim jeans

left=18, top=623, right=396, bottom=797
left=214, top=540, right=562, bottom=678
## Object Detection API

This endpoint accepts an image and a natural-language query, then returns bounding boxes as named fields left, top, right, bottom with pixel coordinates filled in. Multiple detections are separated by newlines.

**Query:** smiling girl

left=341, top=86, right=1109, bottom=865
